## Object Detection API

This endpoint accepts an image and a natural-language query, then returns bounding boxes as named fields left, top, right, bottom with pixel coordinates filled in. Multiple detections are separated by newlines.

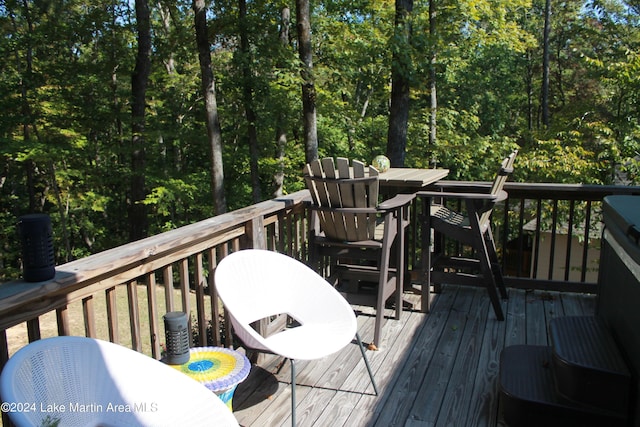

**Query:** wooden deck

left=230, top=286, right=596, bottom=427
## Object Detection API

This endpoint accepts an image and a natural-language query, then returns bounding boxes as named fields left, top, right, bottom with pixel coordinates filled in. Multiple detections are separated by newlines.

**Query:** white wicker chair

left=214, top=249, right=378, bottom=427
left=0, top=336, right=239, bottom=427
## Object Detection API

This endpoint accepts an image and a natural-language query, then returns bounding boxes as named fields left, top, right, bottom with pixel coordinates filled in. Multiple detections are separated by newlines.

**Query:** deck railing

left=1, top=182, right=639, bottom=373
left=0, top=191, right=311, bottom=370
left=499, top=182, right=640, bottom=291
left=414, top=181, right=640, bottom=296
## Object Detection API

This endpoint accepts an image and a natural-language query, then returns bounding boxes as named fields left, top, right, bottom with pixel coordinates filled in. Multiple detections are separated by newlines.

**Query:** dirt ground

left=4, top=283, right=211, bottom=358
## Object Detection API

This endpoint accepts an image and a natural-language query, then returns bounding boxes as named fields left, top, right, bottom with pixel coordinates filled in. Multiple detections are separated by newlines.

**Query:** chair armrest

left=378, top=193, right=415, bottom=210
left=310, top=205, right=378, bottom=214
left=430, top=181, right=492, bottom=192
left=416, top=190, right=498, bottom=201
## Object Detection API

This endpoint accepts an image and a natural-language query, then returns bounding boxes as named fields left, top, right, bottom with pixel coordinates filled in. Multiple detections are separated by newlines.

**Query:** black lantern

left=18, top=214, right=55, bottom=282
left=163, top=311, right=190, bottom=365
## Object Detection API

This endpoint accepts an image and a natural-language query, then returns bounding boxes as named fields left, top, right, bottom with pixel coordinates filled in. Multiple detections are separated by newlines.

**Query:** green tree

left=313, top=1, right=393, bottom=160
left=297, top=0, right=318, bottom=163
left=2, top=0, right=640, bottom=283
left=387, top=0, right=413, bottom=167
left=130, top=0, right=152, bottom=241
left=193, top=0, right=227, bottom=214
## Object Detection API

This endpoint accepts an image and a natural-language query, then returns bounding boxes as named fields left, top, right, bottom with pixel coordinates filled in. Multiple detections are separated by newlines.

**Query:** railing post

left=244, top=216, right=266, bottom=250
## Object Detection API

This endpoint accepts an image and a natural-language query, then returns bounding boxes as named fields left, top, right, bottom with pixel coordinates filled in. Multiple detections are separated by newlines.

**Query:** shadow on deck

left=230, top=286, right=596, bottom=427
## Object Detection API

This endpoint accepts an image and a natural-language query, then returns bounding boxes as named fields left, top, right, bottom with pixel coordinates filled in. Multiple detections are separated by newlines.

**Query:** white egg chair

left=0, top=336, right=239, bottom=427
left=214, top=249, right=378, bottom=427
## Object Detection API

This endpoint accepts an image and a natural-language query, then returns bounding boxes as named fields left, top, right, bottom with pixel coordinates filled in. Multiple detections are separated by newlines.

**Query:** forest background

left=1, top=0, right=639, bottom=282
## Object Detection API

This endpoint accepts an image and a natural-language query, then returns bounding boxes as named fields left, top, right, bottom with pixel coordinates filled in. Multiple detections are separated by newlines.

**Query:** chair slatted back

left=304, top=157, right=380, bottom=241
left=479, top=150, right=518, bottom=228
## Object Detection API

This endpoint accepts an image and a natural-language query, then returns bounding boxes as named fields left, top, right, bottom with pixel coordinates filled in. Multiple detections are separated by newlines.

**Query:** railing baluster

left=146, top=272, right=160, bottom=359
left=127, top=280, right=141, bottom=352
left=294, top=210, right=301, bottom=258
left=179, top=259, right=190, bottom=316
left=501, top=197, right=510, bottom=271
left=581, top=200, right=594, bottom=283
left=548, top=200, right=559, bottom=280
left=27, top=318, right=41, bottom=342
left=105, top=287, right=119, bottom=343
left=516, top=197, right=526, bottom=277
left=208, top=247, right=221, bottom=346
left=0, top=330, right=8, bottom=368
left=532, top=199, right=543, bottom=280
left=56, top=306, right=70, bottom=336
left=286, top=211, right=294, bottom=256
left=163, top=264, right=174, bottom=313
left=564, top=200, right=576, bottom=282
left=409, top=200, right=418, bottom=271
left=220, top=243, right=233, bottom=349
left=194, top=253, right=207, bottom=347
left=82, top=296, right=96, bottom=338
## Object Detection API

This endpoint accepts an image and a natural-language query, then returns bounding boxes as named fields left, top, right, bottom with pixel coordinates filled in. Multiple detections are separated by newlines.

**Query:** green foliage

left=1, top=0, right=640, bottom=282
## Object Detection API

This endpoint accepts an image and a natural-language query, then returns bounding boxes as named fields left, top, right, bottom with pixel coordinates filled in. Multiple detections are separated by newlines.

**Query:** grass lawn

left=5, top=283, right=212, bottom=358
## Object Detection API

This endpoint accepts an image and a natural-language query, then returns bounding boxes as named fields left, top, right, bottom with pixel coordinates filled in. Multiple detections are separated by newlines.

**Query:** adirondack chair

left=304, top=157, right=414, bottom=348
left=417, top=150, right=518, bottom=320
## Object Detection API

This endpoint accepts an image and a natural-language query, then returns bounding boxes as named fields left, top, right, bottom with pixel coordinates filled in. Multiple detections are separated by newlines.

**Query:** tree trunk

left=526, top=51, right=534, bottom=131
left=129, top=0, right=151, bottom=241
left=193, top=0, right=227, bottom=214
left=11, top=0, right=38, bottom=212
left=157, top=2, right=175, bottom=185
left=296, top=0, right=318, bottom=164
left=555, top=25, right=566, bottom=108
left=49, top=161, right=71, bottom=261
left=273, top=6, right=290, bottom=198
left=428, top=0, right=437, bottom=165
left=108, top=2, right=125, bottom=161
left=158, top=1, right=176, bottom=75
left=239, top=0, right=261, bottom=203
left=541, top=0, right=551, bottom=127
left=386, top=0, right=413, bottom=167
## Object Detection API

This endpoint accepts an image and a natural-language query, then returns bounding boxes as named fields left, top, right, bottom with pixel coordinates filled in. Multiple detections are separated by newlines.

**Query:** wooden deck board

left=467, top=307, right=506, bottom=427
left=231, top=287, right=596, bottom=427
left=407, top=286, right=477, bottom=425
left=435, top=288, right=491, bottom=427
left=370, top=287, right=457, bottom=426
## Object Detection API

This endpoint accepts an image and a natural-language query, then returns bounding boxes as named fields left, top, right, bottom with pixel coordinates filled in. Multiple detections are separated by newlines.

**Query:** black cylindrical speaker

left=18, top=214, right=55, bottom=282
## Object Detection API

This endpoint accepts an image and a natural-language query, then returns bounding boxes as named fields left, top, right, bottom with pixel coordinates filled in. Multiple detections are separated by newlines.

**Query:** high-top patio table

left=378, top=167, right=450, bottom=191
left=377, top=168, right=450, bottom=310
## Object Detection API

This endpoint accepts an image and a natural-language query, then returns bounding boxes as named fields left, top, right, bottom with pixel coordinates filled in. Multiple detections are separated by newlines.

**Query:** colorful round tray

left=171, top=347, right=251, bottom=393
